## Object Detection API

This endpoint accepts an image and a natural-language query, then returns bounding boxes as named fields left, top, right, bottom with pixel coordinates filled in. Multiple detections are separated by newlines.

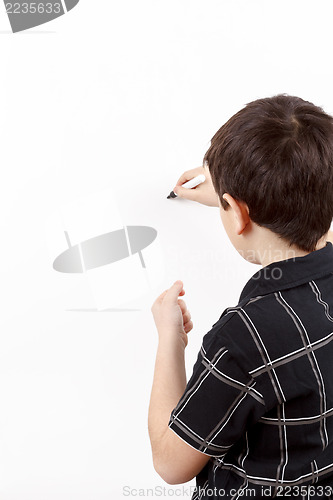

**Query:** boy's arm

left=148, top=282, right=210, bottom=485
left=148, top=337, right=210, bottom=484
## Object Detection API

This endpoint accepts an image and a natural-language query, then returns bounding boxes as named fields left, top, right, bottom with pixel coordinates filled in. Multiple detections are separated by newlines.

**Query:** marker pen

left=167, top=174, right=206, bottom=199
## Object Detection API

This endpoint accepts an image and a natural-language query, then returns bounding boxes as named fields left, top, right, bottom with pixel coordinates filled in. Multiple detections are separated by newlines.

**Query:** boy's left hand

left=151, top=280, right=193, bottom=348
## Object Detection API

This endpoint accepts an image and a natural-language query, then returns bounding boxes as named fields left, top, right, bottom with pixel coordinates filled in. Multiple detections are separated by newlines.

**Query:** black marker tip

left=167, top=191, right=177, bottom=199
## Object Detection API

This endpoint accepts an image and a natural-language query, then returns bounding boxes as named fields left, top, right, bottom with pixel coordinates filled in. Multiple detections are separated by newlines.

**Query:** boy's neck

left=258, top=236, right=328, bottom=268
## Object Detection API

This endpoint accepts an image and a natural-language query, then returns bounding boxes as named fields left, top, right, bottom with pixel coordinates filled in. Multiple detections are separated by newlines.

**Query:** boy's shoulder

left=202, top=297, right=276, bottom=377
left=204, top=241, right=333, bottom=377
left=186, top=243, right=333, bottom=422
left=200, top=282, right=332, bottom=409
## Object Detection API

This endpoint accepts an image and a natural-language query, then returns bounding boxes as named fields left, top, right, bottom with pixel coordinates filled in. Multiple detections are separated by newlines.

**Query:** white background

left=1, top=1, right=333, bottom=499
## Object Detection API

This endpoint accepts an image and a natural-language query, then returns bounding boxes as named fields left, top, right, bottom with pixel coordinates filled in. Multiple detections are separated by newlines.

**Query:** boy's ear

left=222, top=194, right=250, bottom=235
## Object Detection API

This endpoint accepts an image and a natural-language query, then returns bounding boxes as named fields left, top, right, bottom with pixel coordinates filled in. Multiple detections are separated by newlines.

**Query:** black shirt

left=169, top=242, right=333, bottom=499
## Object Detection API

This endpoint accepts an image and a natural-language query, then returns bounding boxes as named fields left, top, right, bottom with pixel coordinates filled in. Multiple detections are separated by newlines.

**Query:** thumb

left=165, top=280, right=184, bottom=302
left=173, top=185, right=197, bottom=201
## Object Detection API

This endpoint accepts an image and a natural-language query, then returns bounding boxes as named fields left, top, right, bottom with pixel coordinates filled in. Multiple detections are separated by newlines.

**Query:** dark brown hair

left=203, top=94, right=333, bottom=252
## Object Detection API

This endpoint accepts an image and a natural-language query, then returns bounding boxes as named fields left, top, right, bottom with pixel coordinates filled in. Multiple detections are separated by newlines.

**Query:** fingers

left=159, top=284, right=183, bottom=300
left=184, top=319, right=193, bottom=333
left=152, top=281, right=185, bottom=310
left=151, top=282, right=193, bottom=336
left=175, top=172, right=193, bottom=187
left=171, top=166, right=221, bottom=207
left=163, top=280, right=184, bottom=303
left=178, top=298, right=192, bottom=326
left=177, top=298, right=188, bottom=315
left=173, top=185, right=199, bottom=201
left=183, top=311, right=191, bottom=325
left=173, top=167, right=207, bottom=201
left=174, top=166, right=204, bottom=187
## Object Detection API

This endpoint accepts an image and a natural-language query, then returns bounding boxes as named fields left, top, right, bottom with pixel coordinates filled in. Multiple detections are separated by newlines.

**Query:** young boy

left=148, top=94, right=333, bottom=499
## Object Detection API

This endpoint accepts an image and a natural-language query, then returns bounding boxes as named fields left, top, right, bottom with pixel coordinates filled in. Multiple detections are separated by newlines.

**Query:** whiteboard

left=1, top=1, right=333, bottom=499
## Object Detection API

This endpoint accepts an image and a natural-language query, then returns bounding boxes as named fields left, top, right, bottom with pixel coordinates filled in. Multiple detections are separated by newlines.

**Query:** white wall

left=1, top=1, right=333, bottom=499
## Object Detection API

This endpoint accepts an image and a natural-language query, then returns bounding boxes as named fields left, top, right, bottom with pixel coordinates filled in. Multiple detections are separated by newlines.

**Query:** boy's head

left=203, top=94, right=333, bottom=259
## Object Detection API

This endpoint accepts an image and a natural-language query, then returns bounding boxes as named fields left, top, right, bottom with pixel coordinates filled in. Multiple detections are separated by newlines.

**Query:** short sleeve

left=168, top=331, right=268, bottom=457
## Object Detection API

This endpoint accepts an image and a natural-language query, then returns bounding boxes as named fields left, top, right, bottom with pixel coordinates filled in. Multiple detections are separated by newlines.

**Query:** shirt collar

left=239, top=241, right=333, bottom=304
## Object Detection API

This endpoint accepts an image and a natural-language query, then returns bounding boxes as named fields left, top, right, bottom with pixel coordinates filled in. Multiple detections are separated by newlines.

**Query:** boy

left=148, top=95, right=333, bottom=499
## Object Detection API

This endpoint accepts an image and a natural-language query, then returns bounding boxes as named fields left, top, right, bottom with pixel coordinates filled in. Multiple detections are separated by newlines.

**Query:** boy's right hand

left=173, top=165, right=220, bottom=207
